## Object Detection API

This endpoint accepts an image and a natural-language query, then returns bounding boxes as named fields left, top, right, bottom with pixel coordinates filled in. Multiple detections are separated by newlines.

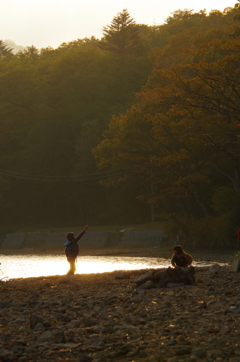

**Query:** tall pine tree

left=100, top=9, right=140, bottom=55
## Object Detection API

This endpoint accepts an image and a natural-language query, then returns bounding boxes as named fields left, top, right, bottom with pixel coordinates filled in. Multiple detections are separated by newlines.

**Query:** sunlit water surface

left=0, top=254, right=229, bottom=280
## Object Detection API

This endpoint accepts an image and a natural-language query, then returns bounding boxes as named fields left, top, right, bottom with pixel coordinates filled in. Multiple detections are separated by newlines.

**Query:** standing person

left=171, top=245, right=193, bottom=268
left=64, top=225, right=88, bottom=275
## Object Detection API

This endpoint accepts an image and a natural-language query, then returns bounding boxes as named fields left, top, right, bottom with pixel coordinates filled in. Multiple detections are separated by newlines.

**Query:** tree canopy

left=100, top=9, right=140, bottom=55
left=93, top=5, right=240, bottom=247
left=1, top=6, right=240, bottom=248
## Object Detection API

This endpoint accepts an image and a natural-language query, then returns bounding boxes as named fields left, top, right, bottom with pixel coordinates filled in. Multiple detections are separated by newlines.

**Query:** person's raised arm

left=75, top=225, right=89, bottom=242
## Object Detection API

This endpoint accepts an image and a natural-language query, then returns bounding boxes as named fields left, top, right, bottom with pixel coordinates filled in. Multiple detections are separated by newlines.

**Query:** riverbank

left=0, top=250, right=240, bottom=361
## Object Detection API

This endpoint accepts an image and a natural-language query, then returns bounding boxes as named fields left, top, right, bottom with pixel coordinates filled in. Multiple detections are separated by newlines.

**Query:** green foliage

left=0, top=40, right=13, bottom=59
left=93, top=5, right=240, bottom=248
left=212, top=187, right=237, bottom=215
left=0, top=24, right=151, bottom=230
left=100, top=9, right=140, bottom=55
left=1, top=6, right=240, bottom=250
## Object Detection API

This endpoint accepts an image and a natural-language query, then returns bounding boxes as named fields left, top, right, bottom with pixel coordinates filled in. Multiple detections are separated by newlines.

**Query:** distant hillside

left=4, top=39, right=26, bottom=54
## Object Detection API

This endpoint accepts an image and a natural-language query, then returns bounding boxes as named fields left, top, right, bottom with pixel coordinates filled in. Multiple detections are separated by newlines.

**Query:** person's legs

left=67, top=256, right=76, bottom=275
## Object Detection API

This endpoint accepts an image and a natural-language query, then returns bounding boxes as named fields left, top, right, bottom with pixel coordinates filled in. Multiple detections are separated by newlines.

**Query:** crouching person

left=171, top=245, right=193, bottom=268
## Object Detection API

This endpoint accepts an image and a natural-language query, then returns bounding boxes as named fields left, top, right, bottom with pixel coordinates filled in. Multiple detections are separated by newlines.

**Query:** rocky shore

left=0, top=248, right=240, bottom=362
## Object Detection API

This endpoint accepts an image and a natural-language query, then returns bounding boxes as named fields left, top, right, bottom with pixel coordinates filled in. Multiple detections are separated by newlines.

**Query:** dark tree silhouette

left=0, top=40, right=13, bottom=59
left=101, top=9, right=140, bottom=55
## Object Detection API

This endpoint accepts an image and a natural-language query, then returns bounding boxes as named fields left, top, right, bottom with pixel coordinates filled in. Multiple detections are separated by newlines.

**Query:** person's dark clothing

left=171, top=245, right=193, bottom=268
left=171, top=254, right=190, bottom=267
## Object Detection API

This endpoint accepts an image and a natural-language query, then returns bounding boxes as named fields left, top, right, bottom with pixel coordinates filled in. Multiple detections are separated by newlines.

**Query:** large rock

left=158, top=266, right=195, bottom=288
left=37, top=331, right=54, bottom=343
left=229, top=258, right=240, bottom=272
left=137, top=280, right=157, bottom=290
left=30, top=314, right=45, bottom=329
left=209, top=264, right=222, bottom=275
left=134, top=271, right=154, bottom=286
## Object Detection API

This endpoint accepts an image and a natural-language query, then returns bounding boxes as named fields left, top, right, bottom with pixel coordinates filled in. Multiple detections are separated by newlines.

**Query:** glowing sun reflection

left=0, top=254, right=224, bottom=280
left=0, top=254, right=166, bottom=279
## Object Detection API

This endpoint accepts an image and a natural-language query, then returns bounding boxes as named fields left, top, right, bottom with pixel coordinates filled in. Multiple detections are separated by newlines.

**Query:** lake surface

left=0, top=254, right=229, bottom=280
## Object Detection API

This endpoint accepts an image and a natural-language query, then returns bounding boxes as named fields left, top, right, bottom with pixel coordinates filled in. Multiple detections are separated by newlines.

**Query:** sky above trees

left=1, top=0, right=233, bottom=49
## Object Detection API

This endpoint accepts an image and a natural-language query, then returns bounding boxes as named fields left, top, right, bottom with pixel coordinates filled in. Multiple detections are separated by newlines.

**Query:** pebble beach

left=0, top=248, right=240, bottom=362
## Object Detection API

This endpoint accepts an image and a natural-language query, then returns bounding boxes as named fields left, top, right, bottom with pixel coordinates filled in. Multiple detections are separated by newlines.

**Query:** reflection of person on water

left=171, top=245, right=193, bottom=268
left=64, top=225, right=88, bottom=275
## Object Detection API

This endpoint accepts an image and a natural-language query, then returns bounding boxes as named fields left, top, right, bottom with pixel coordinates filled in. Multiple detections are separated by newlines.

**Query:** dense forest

left=1, top=6, right=240, bottom=248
